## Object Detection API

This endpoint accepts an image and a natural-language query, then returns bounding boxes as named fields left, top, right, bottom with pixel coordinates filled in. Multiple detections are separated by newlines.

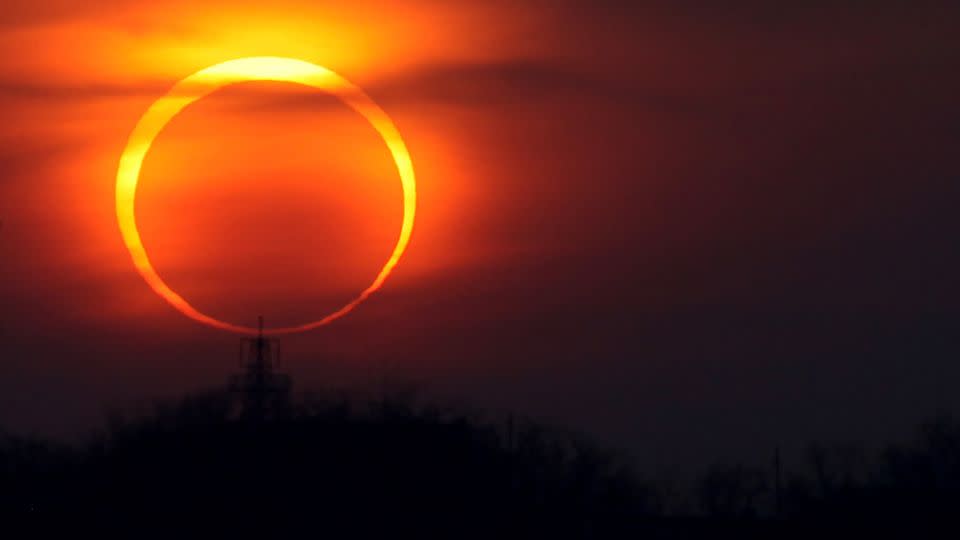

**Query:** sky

left=1, top=0, right=959, bottom=473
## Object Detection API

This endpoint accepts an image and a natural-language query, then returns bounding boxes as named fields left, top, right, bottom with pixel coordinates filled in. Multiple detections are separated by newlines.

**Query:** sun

left=116, top=57, right=416, bottom=335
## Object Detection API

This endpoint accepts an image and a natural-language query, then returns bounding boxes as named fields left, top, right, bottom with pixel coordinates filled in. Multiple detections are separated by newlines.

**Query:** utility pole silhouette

left=773, top=446, right=782, bottom=517
left=229, top=316, right=291, bottom=420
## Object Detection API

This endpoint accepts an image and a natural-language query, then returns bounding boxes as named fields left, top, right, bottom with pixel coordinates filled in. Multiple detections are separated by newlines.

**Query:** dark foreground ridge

left=3, top=391, right=960, bottom=538
left=0, top=390, right=656, bottom=536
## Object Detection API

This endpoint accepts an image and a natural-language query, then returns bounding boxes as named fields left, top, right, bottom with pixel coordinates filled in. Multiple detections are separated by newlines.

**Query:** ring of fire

left=116, top=57, right=416, bottom=335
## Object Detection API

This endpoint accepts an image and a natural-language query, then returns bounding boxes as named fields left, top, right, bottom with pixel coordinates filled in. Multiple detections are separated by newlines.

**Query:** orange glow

left=116, top=57, right=416, bottom=335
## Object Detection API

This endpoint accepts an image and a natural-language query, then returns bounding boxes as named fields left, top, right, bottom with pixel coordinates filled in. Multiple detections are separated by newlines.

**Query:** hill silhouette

left=1, top=389, right=657, bottom=536
left=4, top=390, right=960, bottom=538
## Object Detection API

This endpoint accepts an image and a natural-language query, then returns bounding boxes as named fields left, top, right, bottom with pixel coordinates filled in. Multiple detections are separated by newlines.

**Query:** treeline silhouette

left=0, top=390, right=656, bottom=536
left=3, top=390, right=960, bottom=538
left=677, top=413, right=960, bottom=538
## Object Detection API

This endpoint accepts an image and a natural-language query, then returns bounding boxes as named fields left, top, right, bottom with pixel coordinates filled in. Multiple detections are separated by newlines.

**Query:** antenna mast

left=229, top=316, right=291, bottom=419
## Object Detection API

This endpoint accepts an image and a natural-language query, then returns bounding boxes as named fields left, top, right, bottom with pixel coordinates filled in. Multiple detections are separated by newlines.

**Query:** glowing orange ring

left=116, top=57, right=416, bottom=335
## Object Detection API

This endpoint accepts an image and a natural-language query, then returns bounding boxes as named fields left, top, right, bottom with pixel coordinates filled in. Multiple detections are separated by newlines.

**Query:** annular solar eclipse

left=115, top=57, right=416, bottom=335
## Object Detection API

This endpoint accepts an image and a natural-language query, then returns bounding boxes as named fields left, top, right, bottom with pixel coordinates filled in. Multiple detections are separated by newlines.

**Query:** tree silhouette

left=6, top=391, right=960, bottom=538
left=0, top=389, right=659, bottom=537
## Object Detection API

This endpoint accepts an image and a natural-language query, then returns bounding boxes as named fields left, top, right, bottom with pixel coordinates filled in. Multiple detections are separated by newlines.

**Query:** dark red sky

left=1, top=0, right=959, bottom=471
